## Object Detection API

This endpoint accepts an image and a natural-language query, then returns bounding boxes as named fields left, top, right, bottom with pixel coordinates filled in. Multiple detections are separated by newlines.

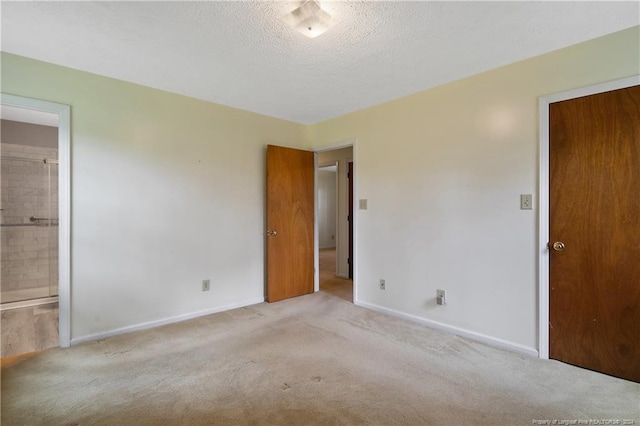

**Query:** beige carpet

left=1, top=288, right=638, bottom=425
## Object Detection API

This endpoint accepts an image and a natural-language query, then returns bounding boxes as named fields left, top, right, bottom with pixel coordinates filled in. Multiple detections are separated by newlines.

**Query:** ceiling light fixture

left=280, top=0, right=338, bottom=39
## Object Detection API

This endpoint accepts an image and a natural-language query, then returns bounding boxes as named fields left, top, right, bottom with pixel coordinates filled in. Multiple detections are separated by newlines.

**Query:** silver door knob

left=266, top=230, right=277, bottom=236
left=552, top=241, right=565, bottom=251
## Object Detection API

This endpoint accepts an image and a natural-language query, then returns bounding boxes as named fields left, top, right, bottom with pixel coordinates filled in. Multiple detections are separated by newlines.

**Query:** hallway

left=319, top=248, right=352, bottom=302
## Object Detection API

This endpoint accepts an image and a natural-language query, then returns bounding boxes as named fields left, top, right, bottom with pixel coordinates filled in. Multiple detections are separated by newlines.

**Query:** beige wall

left=307, top=26, right=640, bottom=352
left=318, top=168, right=337, bottom=249
left=1, top=52, right=306, bottom=340
left=1, top=26, right=638, bottom=350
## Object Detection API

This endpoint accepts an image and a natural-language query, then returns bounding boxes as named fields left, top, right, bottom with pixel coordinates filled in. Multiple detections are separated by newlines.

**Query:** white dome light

left=280, top=1, right=338, bottom=39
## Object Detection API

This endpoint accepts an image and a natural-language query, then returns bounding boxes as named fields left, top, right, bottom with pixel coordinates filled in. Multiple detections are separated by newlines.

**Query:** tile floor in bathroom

left=1, top=303, right=58, bottom=357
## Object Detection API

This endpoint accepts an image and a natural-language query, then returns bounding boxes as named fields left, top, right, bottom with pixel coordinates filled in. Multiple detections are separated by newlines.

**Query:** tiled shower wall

left=1, top=143, right=58, bottom=296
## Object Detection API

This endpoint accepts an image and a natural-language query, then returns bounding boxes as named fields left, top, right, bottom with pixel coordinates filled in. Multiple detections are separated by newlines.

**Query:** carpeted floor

left=1, top=252, right=638, bottom=425
left=2, top=285, right=639, bottom=425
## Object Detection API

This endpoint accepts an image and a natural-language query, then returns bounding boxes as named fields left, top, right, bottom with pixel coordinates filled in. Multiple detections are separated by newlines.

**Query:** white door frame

left=313, top=139, right=357, bottom=302
left=538, top=75, right=640, bottom=359
left=1, top=93, right=71, bottom=348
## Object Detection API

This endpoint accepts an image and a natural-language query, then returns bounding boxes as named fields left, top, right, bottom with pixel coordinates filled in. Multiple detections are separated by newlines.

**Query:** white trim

left=357, top=300, right=538, bottom=357
left=537, top=75, right=640, bottom=360
left=58, top=104, right=71, bottom=348
left=314, top=139, right=358, bottom=303
left=318, top=162, right=338, bottom=171
left=314, top=138, right=356, bottom=153
left=313, top=152, right=319, bottom=293
left=71, top=297, right=264, bottom=346
left=1, top=93, right=72, bottom=349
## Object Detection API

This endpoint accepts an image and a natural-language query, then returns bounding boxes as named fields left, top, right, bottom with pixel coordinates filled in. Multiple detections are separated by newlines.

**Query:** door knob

left=552, top=241, right=565, bottom=251
left=266, top=230, right=277, bottom=236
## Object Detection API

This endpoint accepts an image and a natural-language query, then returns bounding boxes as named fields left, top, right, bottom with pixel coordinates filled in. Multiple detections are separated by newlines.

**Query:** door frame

left=314, top=139, right=357, bottom=302
left=537, top=75, right=640, bottom=359
left=1, top=93, right=71, bottom=348
left=348, top=161, right=353, bottom=280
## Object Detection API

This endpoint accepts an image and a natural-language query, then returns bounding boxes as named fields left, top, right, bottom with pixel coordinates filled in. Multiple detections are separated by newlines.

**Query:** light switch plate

left=359, top=199, right=368, bottom=210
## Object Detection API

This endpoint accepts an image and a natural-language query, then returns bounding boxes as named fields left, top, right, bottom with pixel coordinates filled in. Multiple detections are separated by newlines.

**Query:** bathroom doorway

left=1, top=96, right=70, bottom=356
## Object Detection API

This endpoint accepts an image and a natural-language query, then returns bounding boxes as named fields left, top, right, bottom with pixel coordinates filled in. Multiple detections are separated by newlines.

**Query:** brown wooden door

left=266, top=145, right=315, bottom=302
left=549, top=85, right=640, bottom=382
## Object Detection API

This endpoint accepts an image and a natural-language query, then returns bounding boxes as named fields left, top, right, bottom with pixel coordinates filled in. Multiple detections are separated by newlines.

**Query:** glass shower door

left=1, top=154, right=58, bottom=304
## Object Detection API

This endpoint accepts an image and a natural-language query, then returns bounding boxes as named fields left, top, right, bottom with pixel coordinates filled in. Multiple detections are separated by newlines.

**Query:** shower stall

left=1, top=144, right=59, bottom=307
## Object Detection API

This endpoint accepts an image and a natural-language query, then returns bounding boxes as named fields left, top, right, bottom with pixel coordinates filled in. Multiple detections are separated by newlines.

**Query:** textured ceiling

left=1, top=1, right=638, bottom=124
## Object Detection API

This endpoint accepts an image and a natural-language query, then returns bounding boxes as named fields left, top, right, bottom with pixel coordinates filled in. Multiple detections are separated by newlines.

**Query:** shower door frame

left=2, top=93, right=71, bottom=348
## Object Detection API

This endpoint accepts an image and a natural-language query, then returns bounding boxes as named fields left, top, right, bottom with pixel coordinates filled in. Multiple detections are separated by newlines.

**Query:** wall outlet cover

left=520, top=194, right=533, bottom=210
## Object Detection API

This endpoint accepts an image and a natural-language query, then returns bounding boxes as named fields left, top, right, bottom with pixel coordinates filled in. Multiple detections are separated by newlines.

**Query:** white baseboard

left=319, top=245, right=337, bottom=250
left=70, top=297, right=265, bottom=346
left=355, top=300, right=538, bottom=357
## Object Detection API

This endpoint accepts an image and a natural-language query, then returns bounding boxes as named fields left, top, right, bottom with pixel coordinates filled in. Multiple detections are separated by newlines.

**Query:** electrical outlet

left=436, top=289, right=446, bottom=305
left=520, top=194, right=533, bottom=210
left=202, top=279, right=210, bottom=292
left=379, top=279, right=386, bottom=290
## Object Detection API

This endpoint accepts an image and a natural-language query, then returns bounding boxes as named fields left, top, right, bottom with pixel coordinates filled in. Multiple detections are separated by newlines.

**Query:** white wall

left=307, top=27, right=640, bottom=353
left=1, top=52, right=306, bottom=341
left=318, top=168, right=337, bottom=249
left=318, top=147, right=353, bottom=277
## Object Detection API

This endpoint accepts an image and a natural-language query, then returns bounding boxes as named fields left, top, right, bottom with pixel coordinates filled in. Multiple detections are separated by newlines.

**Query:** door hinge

left=347, top=215, right=350, bottom=221
left=347, top=258, right=350, bottom=265
left=347, top=172, right=350, bottom=179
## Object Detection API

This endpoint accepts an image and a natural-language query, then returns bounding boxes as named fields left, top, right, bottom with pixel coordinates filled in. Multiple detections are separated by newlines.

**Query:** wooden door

left=266, top=145, right=315, bottom=302
left=549, top=85, right=640, bottom=382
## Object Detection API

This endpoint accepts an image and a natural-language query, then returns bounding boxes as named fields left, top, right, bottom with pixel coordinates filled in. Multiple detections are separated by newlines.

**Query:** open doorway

left=0, top=94, right=71, bottom=353
left=1, top=111, right=59, bottom=358
left=316, top=146, right=353, bottom=302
